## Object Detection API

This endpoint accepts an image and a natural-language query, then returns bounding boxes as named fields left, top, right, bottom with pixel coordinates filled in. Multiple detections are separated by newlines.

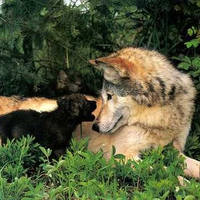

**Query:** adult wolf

left=89, top=47, right=199, bottom=179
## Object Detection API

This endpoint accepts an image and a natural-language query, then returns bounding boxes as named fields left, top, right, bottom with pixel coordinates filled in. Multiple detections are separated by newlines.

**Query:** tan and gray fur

left=89, top=47, right=199, bottom=179
left=91, top=47, right=196, bottom=153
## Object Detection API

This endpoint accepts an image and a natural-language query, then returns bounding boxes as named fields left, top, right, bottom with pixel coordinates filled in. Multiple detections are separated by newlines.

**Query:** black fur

left=155, top=77, right=166, bottom=100
left=168, top=84, right=176, bottom=101
left=0, top=94, right=96, bottom=159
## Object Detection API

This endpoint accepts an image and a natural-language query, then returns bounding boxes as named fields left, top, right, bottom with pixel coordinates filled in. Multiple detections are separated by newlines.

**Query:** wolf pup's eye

left=107, top=94, right=112, bottom=100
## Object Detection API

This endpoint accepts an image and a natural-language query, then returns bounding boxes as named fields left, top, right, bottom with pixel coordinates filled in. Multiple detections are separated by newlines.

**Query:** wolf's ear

left=89, top=57, right=134, bottom=84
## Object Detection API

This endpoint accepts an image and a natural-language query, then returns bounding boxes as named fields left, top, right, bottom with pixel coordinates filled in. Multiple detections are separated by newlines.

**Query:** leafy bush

left=0, top=137, right=200, bottom=200
left=172, top=26, right=200, bottom=160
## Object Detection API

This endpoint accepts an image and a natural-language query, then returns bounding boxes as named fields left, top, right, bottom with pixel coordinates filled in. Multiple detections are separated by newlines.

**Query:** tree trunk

left=23, top=33, right=35, bottom=71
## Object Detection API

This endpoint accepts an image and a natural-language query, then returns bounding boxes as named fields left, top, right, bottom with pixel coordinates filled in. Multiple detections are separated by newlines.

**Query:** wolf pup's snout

left=89, top=100, right=96, bottom=121
left=89, top=100, right=97, bottom=112
left=83, top=100, right=96, bottom=121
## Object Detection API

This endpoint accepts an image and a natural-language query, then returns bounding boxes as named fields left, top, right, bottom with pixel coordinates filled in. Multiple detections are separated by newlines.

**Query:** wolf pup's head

left=56, top=70, right=83, bottom=95
left=57, top=94, right=96, bottom=122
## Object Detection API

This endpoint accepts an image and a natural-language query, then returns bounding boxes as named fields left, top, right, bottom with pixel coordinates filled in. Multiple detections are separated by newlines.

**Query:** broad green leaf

left=184, top=195, right=196, bottom=200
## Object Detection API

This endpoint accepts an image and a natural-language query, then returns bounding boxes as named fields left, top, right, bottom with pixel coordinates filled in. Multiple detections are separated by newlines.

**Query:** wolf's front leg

left=180, top=153, right=200, bottom=179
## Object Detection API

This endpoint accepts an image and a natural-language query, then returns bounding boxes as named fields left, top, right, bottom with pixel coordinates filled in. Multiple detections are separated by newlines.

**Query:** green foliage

left=0, top=0, right=103, bottom=96
left=0, top=137, right=200, bottom=199
left=88, top=0, right=200, bottom=55
left=172, top=26, right=200, bottom=159
left=0, top=135, right=40, bottom=180
left=174, top=27, right=200, bottom=73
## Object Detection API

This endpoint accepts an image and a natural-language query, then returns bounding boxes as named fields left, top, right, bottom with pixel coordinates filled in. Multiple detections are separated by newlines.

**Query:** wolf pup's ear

left=89, top=57, right=132, bottom=84
left=56, top=70, right=69, bottom=89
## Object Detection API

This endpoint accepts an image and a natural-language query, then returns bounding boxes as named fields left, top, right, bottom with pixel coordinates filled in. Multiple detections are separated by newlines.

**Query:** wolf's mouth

left=92, top=114, right=123, bottom=133
left=106, top=115, right=123, bottom=133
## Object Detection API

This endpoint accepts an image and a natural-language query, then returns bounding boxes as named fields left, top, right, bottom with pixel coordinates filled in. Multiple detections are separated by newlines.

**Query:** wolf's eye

left=107, top=94, right=112, bottom=100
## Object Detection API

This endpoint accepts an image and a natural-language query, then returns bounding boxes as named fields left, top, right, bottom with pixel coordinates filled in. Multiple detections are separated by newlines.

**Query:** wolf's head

left=90, top=47, right=196, bottom=135
left=89, top=49, right=139, bottom=133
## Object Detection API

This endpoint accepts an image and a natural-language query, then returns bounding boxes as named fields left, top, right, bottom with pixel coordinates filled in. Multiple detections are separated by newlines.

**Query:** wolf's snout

left=92, top=123, right=99, bottom=132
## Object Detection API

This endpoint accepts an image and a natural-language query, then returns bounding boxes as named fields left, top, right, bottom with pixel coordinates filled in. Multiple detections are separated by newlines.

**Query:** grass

left=0, top=136, right=199, bottom=200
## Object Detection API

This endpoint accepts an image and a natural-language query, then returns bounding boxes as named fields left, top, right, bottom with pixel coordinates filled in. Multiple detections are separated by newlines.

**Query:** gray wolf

left=89, top=47, right=199, bottom=179
left=90, top=47, right=196, bottom=156
left=0, top=94, right=96, bottom=159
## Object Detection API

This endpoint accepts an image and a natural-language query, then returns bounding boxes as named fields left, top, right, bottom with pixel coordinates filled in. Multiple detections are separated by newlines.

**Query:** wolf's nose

left=92, top=123, right=99, bottom=132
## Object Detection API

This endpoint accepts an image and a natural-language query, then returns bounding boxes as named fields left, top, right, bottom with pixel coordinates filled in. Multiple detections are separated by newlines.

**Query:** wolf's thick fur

left=0, top=94, right=96, bottom=158
left=89, top=47, right=199, bottom=179
left=91, top=47, right=196, bottom=153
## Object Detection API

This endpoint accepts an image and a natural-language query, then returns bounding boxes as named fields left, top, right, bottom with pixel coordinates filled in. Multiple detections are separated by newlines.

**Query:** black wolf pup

left=0, top=94, right=96, bottom=158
